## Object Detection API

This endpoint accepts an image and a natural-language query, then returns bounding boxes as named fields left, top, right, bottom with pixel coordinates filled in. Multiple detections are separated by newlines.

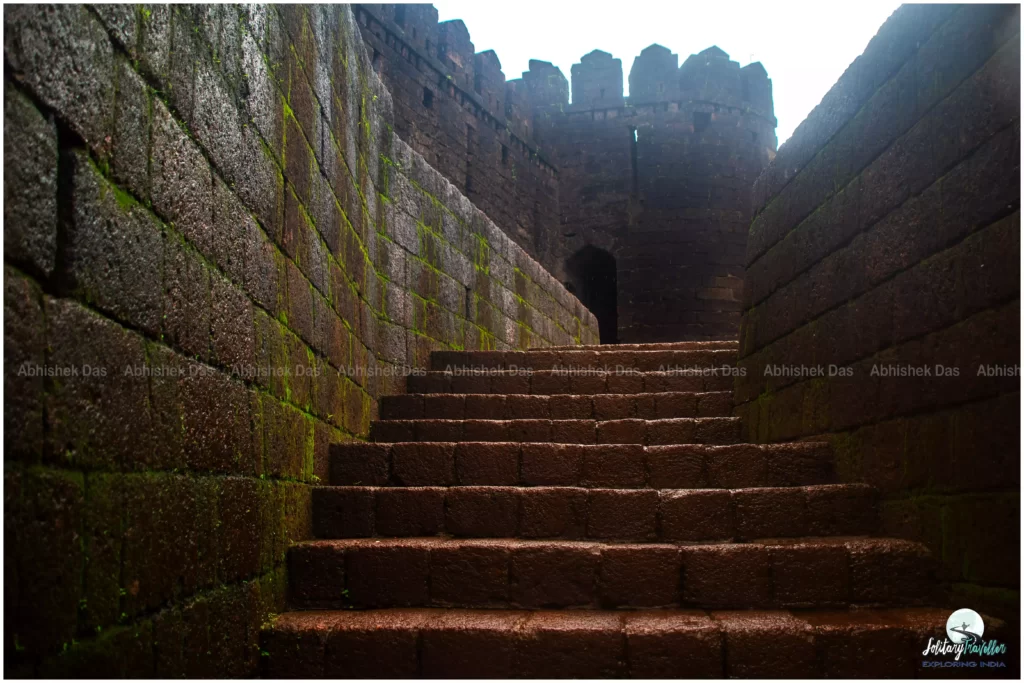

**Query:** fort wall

left=735, top=3, right=1021, bottom=621
left=3, top=4, right=595, bottom=675
left=352, top=4, right=562, bottom=262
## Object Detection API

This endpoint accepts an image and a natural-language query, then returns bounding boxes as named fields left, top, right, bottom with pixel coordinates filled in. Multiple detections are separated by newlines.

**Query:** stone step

left=311, top=483, right=878, bottom=542
left=542, top=340, right=740, bottom=351
left=405, top=369, right=736, bottom=394
left=262, top=606, right=989, bottom=678
left=380, top=391, right=733, bottom=421
left=286, top=536, right=937, bottom=611
left=368, top=417, right=743, bottom=445
left=431, top=348, right=737, bottom=372
left=330, top=442, right=836, bottom=489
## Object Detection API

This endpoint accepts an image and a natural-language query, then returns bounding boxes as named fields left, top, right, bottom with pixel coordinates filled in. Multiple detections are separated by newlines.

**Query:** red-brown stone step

left=542, top=340, right=740, bottom=351
left=286, top=536, right=937, bottom=610
left=331, top=441, right=836, bottom=489
left=368, top=417, right=743, bottom=444
left=431, top=348, right=737, bottom=372
left=406, top=369, right=736, bottom=394
left=380, top=391, right=733, bottom=420
left=263, top=606, right=998, bottom=678
left=311, top=483, right=878, bottom=541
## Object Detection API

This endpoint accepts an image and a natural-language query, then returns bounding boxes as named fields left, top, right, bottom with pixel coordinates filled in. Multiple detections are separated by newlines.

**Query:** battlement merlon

left=521, top=59, right=569, bottom=111
left=629, top=44, right=680, bottom=105
left=474, top=49, right=507, bottom=117
left=437, top=19, right=475, bottom=88
left=677, top=46, right=775, bottom=120
left=570, top=49, right=625, bottom=109
left=740, top=62, right=775, bottom=120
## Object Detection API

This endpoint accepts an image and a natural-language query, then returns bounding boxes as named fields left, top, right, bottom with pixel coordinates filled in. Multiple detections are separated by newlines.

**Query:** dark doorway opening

left=566, top=246, right=618, bottom=344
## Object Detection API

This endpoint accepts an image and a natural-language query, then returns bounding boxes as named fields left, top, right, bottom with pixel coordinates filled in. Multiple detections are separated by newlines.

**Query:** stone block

left=3, top=89, right=57, bottom=277
left=66, top=151, right=164, bottom=335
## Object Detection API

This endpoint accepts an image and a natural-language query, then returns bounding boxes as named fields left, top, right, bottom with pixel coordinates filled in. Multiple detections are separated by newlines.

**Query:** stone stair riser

left=262, top=607, right=970, bottom=679
left=407, top=371, right=737, bottom=394
left=311, top=485, right=879, bottom=542
left=287, top=538, right=937, bottom=611
left=331, top=442, right=836, bottom=489
left=380, top=392, right=735, bottom=420
left=430, top=349, right=739, bottom=371
left=369, top=418, right=743, bottom=445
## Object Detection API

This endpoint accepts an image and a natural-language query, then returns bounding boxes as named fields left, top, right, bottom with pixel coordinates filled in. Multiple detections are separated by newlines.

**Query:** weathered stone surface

left=4, top=4, right=114, bottom=153
left=4, top=269, right=46, bottom=460
left=150, top=100, right=213, bottom=252
left=3, top=89, right=57, bottom=277
left=66, top=151, right=164, bottom=335
left=211, top=274, right=256, bottom=373
left=137, top=4, right=171, bottom=82
left=93, top=4, right=138, bottom=54
left=112, top=57, right=150, bottom=200
left=44, top=298, right=151, bottom=470
left=163, top=238, right=211, bottom=360
left=120, top=473, right=209, bottom=616
left=181, top=362, right=253, bottom=474
left=5, top=468, right=84, bottom=657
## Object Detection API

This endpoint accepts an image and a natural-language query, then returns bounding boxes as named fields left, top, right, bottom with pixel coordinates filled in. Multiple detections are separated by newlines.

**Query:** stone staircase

left=260, top=342, right=975, bottom=677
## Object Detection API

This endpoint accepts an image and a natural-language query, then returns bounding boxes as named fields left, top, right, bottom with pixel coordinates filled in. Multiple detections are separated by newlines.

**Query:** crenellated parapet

left=353, top=3, right=556, bottom=174
left=559, top=43, right=776, bottom=129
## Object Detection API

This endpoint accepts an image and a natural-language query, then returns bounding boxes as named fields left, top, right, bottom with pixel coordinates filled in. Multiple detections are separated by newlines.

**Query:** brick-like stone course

left=3, top=3, right=594, bottom=675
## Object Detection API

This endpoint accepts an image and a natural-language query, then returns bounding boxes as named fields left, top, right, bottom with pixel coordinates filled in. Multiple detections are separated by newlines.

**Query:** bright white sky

left=433, top=1, right=902, bottom=146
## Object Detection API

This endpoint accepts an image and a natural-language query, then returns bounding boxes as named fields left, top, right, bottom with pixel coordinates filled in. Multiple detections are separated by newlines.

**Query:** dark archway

left=566, top=246, right=618, bottom=344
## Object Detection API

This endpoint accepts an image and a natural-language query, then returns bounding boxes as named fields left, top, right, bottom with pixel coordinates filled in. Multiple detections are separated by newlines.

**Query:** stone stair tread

left=369, top=417, right=743, bottom=445
left=312, top=483, right=877, bottom=541
left=430, top=348, right=738, bottom=371
left=541, top=339, right=740, bottom=350
left=261, top=605, right=992, bottom=678
left=407, top=369, right=736, bottom=394
left=293, top=534, right=923, bottom=551
left=380, top=391, right=734, bottom=420
left=331, top=440, right=836, bottom=489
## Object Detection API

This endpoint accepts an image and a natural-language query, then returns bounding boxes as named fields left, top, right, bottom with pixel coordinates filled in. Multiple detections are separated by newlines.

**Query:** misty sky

left=433, top=1, right=902, bottom=146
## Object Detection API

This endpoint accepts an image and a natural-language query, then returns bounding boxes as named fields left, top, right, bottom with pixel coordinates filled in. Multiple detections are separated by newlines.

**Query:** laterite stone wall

left=3, top=4, right=596, bottom=676
left=352, top=4, right=562, bottom=264
left=736, top=4, right=1021, bottom=621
